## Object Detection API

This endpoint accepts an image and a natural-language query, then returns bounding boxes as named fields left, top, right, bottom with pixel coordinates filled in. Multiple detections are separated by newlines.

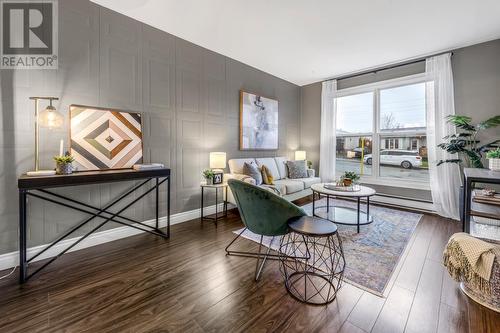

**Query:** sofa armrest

left=307, top=169, right=316, bottom=178
left=224, top=173, right=256, bottom=185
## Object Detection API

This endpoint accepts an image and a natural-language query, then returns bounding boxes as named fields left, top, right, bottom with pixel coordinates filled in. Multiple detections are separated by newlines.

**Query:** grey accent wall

left=0, top=0, right=300, bottom=254
left=299, top=39, right=500, bottom=201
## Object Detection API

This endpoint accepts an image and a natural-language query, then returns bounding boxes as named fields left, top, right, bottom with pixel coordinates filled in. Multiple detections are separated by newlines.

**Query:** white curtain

left=319, top=80, right=338, bottom=182
left=426, top=53, right=461, bottom=220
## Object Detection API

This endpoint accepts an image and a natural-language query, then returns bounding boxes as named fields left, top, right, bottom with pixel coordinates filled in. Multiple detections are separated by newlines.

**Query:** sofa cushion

left=294, top=177, right=321, bottom=189
left=243, top=162, right=263, bottom=185
left=261, top=165, right=274, bottom=185
left=286, top=160, right=308, bottom=179
left=228, top=158, right=256, bottom=175
left=274, top=179, right=305, bottom=195
left=274, top=157, right=288, bottom=179
left=255, top=158, right=281, bottom=180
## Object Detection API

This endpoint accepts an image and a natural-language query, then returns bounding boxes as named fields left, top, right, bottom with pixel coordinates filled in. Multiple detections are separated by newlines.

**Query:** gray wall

left=0, top=0, right=301, bottom=254
left=300, top=39, right=500, bottom=200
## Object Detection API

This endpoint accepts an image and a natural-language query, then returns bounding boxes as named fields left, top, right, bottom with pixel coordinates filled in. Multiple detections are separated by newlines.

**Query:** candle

left=59, top=139, right=63, bottom=156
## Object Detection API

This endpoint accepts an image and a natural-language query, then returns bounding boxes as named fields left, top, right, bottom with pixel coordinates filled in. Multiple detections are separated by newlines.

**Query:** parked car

left=352, top=147, right=370, bottom=158
left=363, top=150, right=422, bottom=169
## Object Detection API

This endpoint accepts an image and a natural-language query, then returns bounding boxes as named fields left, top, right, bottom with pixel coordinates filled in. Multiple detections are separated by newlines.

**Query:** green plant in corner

left=53, top=155, right=75, bottom=164
left=437, top=115, right=500, bottom=168
left=202, top=168, right=215, bottom=179
left=486, top=148, right=500, bottom=159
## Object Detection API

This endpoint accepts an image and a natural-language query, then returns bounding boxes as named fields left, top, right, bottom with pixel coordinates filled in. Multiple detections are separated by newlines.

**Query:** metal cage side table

left=279, top=216, right=345, bottom=305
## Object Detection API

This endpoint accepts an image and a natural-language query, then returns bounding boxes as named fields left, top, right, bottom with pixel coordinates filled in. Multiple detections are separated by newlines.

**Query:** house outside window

left=335, top=74, right=429, bottom=188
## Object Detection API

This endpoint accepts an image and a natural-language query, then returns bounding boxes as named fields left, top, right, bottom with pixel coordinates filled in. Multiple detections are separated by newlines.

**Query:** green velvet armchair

left=225, top=179, right=307, bottom=280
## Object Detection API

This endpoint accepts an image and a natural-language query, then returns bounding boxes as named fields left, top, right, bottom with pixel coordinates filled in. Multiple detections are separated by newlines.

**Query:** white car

left=364, top=150, right=422, bottom=169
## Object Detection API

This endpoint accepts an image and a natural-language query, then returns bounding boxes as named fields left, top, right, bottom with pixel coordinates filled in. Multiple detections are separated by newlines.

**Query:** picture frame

left=239, top=90, right=279, bottom=150
left=213, top=172, right=224, bottom=185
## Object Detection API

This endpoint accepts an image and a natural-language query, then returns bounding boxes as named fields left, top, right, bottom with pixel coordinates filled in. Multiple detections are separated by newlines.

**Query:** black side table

left=200, top=183, right=228, bottom=226
left=279, top=216, right=345, bottom=305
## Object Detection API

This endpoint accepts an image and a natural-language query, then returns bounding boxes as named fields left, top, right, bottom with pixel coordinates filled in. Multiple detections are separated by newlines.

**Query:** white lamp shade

left=39, top=106, right=64, bottom=129
left=295, top=150, right=306, bottom=161
left=209, top=152, right=226, bottom=169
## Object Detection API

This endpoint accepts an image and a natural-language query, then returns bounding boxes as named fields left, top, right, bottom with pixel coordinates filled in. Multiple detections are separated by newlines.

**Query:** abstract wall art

left=239, top=91, right=279, bottom=150
left=70, top=105, right=143, bottom=170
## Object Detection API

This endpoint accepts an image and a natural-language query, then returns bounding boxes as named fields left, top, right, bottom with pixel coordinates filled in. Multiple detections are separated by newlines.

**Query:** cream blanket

left=443, top=232, right=496, bottom=294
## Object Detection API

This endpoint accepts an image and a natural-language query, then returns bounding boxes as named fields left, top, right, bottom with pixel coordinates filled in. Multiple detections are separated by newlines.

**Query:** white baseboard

left=0, top=203, right=229, bottom=271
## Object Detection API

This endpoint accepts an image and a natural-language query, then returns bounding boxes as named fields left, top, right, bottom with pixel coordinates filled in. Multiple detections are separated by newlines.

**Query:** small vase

left=56, top=162, right=73, bottom=175
left=343, top=178, right=352, bottom=186
left=489, top=158, right=500, bottom=171
left=205, top=177, right=213, bottom=185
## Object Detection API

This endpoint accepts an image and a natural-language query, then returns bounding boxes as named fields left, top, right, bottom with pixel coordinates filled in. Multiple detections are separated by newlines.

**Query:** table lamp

left=209, top=152, right=226, bottom=184
left=27, top=97, right=64, bottom=176
left=295, top=150, right=306, bottom=161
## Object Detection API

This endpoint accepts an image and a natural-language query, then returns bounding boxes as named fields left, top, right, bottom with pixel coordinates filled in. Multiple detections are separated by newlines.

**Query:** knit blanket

left=443, top=232, right=496, bottom=294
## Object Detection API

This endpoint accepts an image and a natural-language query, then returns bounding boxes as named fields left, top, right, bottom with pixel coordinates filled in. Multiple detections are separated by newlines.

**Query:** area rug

left=232, top=198, right=422, bottom=296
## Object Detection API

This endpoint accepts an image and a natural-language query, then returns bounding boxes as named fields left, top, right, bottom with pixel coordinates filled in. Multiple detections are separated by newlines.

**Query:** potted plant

left=487, top=148, right=500, bottom=171
left=202, top=168, right=215, bottom=185
left=54, top=155, right=75, bottom=175
left=437, top=115, right=500, bottom=169
left=341, top=171, right=360, bottom=186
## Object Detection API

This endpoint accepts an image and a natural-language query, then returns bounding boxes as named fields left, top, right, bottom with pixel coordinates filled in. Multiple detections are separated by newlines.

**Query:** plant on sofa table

left=437, top=115, right=500, bottom=168
left=487, top=148, right=500, bottom=171
left=53, top=155, right=75, bottom=175
left=202, top=168, right=215, bottom=184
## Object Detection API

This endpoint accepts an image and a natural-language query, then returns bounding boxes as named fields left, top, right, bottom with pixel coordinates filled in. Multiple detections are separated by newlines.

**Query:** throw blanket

left=443, top=232, right=496, bottom=294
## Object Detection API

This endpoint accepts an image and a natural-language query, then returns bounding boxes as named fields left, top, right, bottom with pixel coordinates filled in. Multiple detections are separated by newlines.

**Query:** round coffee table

left=310, top=183, right=376, bottom=233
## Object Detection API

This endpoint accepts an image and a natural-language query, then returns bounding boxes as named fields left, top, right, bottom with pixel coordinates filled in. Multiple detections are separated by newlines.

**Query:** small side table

left=200, top=183, right=228, bottom=225
left=279, top=216, right=345, bottom=305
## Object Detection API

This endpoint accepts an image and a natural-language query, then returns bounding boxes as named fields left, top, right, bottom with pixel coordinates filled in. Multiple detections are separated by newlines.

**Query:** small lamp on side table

left=295, top=150, right=306, bottom=161
left=209, top=152, right=226, bottom=184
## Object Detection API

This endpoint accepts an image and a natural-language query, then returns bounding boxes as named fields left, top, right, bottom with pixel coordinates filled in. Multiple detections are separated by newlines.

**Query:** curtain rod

left=325, top=51, right=454, bottom=82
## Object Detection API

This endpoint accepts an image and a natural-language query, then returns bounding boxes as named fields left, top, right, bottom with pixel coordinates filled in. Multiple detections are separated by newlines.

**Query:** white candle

left=59, top=139, right=63, bottom=156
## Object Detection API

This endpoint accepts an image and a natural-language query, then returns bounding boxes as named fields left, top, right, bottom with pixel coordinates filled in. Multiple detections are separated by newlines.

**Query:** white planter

left=489, top=158, right=500, bottom=171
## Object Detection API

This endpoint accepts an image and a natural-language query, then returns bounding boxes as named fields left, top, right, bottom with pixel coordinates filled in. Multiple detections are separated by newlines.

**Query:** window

left=335, top=76, right=429, bottom=185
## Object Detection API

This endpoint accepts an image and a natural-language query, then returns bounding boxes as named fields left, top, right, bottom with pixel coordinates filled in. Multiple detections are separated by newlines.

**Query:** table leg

left=312, top=191, right=316, bottom=217
left=215, top=187, right=218, bottom=227
left=464, top=179, right=472, bottom=233
left=19, top=190, right=27, bottom=284
left=201, top=186, right=204, bottom=222
left=167, top=177, right=171, bottom=238
left=224, top=186, right=228, bottom=217
left=367, top=196, right=370, bottom=221
left=357, top=197, right=360, bottom=233
left=155, top=178, right=159, bottom=230
left=327, top=195, right=330, bottom=213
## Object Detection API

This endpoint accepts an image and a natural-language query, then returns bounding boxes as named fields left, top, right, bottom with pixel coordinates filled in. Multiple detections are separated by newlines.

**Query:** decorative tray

left=323, top=183, right=361, bottom=192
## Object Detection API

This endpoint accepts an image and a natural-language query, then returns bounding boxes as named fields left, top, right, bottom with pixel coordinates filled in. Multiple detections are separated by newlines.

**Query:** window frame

left=335, top=73, right=430, bottom=190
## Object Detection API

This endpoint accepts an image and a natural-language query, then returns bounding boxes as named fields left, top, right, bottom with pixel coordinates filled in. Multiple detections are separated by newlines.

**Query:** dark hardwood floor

left=0, top=200, right=499, bottom=332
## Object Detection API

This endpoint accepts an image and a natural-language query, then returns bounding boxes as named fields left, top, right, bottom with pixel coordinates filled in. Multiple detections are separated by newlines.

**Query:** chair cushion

left=243, top=162, right=263, bottom=185
left=294, top=177, right=321, bottom=189
left=255, top=158, right=281, bottom=180
left=228, top=158, right=256, bottom=175
left=274, top=179, right=305, bottom=195
left=286, top=160, right=308, bottom=179
left=261, top=165, right=274, bottom=185
left=274, top=157, right=288, bottom=179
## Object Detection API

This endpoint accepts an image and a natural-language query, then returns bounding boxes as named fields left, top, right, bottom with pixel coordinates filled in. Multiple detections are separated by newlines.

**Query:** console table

left=463, top=168, right=500, bottom=233
left=18, top=168, right=171, bottom=283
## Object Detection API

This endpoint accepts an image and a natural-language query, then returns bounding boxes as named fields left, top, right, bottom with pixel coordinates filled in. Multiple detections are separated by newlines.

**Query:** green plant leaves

left=478, top=115, right=500, bottom=130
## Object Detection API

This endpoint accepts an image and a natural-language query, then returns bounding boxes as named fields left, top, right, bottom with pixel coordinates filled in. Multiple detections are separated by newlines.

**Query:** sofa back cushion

left=255, top=158, right=281, bottom=180
left=228, top=158, right=256, bottom=175
left=274, top=157, right=288, bottom=179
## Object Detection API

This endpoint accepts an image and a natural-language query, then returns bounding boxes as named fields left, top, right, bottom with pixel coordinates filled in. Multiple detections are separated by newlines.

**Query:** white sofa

left=225, top=157, right=321, bottom=204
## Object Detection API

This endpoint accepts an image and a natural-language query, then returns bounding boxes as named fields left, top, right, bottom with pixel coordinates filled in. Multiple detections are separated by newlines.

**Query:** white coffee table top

left=311, top=183, right=376, bottom=197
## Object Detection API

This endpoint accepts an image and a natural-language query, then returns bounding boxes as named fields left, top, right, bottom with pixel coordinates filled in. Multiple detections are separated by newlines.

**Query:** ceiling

left=91, top=0, right=500, bottom=86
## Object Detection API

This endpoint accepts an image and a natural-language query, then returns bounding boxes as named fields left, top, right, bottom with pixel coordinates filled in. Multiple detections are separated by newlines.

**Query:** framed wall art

left=69, top=105, right=143, bottom=170
left=239, top=91, right=278, bottom=150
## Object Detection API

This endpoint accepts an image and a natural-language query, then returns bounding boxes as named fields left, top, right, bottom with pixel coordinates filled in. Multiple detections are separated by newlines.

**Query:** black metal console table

left=463, top=168, right=500, bottom=233
left=18, top=168, right=171, bottom=283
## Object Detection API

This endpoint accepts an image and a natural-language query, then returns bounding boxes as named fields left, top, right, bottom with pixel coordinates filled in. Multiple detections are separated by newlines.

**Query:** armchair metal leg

left=225, top=227, right=282, bottom=260
left=254, top=236, right=274, bottom=281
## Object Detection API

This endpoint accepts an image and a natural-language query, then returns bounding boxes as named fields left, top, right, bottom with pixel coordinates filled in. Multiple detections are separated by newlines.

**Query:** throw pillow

left=261, top=165, right=274, bottom=185
left=286, top=160, right=308, bottom=179
left=243, top=162, right=263, bottom=185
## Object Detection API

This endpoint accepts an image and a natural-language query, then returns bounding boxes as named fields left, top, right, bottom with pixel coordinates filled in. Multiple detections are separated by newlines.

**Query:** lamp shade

left=295, top=150, right=306, bottom=161
left=209, top=152, right=226, bottom=169
left=39, top=105, right=64, bottom=129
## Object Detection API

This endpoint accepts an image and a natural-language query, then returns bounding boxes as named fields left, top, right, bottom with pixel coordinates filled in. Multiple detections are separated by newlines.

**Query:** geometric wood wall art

left=70, top=105, right=143, bottom=170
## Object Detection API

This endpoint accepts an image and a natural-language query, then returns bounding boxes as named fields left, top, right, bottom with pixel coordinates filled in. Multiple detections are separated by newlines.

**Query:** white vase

left=489, top=158, right=500, bottom=171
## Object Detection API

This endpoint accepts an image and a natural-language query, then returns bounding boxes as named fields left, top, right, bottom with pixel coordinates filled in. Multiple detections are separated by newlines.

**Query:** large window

left=335, top=76, right=429, bottom=185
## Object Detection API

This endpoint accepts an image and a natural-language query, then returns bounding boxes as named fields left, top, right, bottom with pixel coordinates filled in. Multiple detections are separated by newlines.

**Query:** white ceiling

left=91, top=0, right=500, bottom=86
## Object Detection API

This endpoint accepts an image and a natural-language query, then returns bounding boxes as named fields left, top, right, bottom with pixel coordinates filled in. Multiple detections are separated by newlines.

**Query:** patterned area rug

left=233, top=198, right=422, bottom=296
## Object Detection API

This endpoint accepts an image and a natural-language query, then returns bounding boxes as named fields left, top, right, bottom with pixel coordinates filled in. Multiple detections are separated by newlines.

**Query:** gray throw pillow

left=243, top=162, right=263, bottom=185
left=286, top=160, right=308, bottom=179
